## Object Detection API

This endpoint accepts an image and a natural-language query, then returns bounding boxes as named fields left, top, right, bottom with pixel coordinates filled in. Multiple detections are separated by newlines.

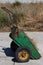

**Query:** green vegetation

left=12, top=1, right=21, bottom=7
left=0, top=9, right=9, bottom=28
left=0, top=8, right=24, bottom=29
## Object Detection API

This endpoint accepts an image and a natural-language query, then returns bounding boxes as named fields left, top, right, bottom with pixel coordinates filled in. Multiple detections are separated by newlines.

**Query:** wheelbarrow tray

left=13, top=31, right=41, bottom=59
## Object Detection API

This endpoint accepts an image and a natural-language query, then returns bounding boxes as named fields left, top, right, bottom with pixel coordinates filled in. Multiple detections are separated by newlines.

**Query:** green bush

left=12, top=1, right=21, bottom=7
left=0, top=9, right=9, bottom=27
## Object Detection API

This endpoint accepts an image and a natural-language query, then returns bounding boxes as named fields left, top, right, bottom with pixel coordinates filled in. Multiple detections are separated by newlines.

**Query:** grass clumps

left=0, top=9, right=9, bottom=28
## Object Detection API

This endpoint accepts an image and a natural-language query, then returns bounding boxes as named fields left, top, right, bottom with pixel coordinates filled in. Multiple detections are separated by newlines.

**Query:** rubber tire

left=10, top=41, right=19, bottom=52
left=15, top=47, right=31, bottom=62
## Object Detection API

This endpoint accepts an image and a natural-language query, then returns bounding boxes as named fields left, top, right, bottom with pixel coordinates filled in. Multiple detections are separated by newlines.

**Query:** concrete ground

left=0, top=32, right=43, bottom=65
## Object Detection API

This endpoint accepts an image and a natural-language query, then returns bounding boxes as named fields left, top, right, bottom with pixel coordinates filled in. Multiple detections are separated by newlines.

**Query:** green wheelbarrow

left=10, top=27, right=41, bottom=62
left=1, top=7, right=41, bottom=62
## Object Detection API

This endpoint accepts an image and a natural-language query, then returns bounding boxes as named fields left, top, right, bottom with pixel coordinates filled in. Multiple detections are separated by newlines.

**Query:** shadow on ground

left=2, top=47, right=29, bottom=63
left=2, top=47, right=17, bottom=62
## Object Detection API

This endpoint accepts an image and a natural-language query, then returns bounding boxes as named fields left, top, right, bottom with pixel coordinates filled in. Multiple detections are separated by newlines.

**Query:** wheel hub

left=18, top=50, right=29, bottom=61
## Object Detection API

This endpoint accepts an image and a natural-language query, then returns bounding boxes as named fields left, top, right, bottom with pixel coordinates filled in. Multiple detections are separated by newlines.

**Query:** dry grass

left=0, top=3, right=43, bottom=31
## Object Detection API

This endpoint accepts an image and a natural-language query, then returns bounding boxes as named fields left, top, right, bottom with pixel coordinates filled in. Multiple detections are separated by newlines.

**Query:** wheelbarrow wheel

left=15, top=47, right=31, bottom=62
left=10, top=41, right=19, bottom=52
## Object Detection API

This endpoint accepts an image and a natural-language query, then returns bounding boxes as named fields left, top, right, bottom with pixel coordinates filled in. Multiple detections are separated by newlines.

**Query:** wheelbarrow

left=10, top=26, right=41, bottom=62
left=1, top=7, right=41, bottom=62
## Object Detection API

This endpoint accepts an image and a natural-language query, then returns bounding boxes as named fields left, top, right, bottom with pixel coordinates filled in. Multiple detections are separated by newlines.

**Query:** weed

left=12, top=1, right=21, bottom=7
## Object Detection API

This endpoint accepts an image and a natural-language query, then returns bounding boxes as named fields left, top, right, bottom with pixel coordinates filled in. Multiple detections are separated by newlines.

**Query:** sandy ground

left=0, top=32, right=43, bottom=65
